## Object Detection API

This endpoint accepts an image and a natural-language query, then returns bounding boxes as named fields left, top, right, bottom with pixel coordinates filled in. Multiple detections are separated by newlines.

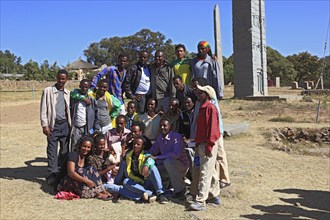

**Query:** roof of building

left=67, top=58, right=98, bottom=70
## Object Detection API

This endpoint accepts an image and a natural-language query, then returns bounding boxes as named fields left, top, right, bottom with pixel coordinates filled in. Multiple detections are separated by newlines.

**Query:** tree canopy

left=287, top=52, right=322, bottom=83
left=84, top=29, right=176, bottom=66
left=266, top=46, right=297, bottom=85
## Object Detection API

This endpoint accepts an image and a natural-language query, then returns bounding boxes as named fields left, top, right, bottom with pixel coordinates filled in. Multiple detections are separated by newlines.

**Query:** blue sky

left=1, top=0, right=329, bottom=67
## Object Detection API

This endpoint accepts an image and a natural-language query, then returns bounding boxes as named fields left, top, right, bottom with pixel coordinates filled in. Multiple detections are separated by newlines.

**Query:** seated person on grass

left=54, top=135, right=111, bottom=200
left=149, top=117, right=189, bottom=200
left=119, top=136, right=168, bottom=204
left=88, top=133, right=122, bottom=198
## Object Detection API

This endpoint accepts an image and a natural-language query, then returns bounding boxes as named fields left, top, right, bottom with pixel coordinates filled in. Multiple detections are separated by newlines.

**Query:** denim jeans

left=114, top=160, right=127, bottom=185
left=120, top=166, right=164, bottom=201
left=103, top=183, right=123, bottom=193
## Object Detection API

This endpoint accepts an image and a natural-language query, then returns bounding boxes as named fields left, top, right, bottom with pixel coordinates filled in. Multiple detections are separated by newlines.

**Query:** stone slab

left=223, top=122, right=250, bottom=137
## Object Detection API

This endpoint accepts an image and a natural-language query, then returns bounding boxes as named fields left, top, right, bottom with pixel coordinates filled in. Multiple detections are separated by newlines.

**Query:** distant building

left=67, top=57, right=98, bottom=80
left=0, top=73, right=24, bottom=80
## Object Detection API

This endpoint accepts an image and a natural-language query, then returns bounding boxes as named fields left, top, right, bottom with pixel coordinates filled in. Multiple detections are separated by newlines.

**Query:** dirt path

left=0, top=98, right=329, bottom=219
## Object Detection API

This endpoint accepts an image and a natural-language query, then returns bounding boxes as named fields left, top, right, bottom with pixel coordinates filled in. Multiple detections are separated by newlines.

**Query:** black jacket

left=123, top=62, right=151, bottom=99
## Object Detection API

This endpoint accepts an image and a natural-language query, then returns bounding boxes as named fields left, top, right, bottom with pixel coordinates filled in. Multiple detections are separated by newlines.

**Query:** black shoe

left=173, top=189, right=186, bottom=200
left=46, top=173, right=57, bottom=185
left=157, top=194, right=168, bottom=204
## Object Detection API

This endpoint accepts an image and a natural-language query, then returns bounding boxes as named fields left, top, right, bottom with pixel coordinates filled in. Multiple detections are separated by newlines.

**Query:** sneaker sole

left=148, top=195, right=157, bottom=203
left=141, top=192, right=148, bottom=202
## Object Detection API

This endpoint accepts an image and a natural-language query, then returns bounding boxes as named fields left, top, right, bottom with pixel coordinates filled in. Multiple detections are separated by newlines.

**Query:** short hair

left=155, top=50, right=164, bottom=57
left=127, top=100, right=137, bottom=107
left=170, top=97, right=179, bottom=104
left=118, top=53, right=129, bottom=60
left=80, top=79, right=90, bottom=85
left=58, top=69, right=68, bottom=77
left=191, top=77, right=208, bottom=86
left=173, top=75, right=183, bottom=82
left=134, top=135, right=146, bottom=148
left=184, top=96, right=193, bottom=102
left=98, top=79, right=109, bottom=86
left=175, top=44, right=186, bottom=51
left=116, top=114, right=126, bottom=122
left=147, top=97, right=158, bottom=107
left=160, top=116, right=172, bottom=125
left=131, top=121, right=146, bottom=132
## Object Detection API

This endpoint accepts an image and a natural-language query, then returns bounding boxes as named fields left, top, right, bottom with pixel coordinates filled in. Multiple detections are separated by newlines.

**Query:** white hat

left=196, top=85, right=216, bottom=99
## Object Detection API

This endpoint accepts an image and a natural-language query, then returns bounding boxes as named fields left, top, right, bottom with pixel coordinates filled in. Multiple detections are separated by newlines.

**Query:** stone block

left=303, top=81, right=311, bottom=90
left=291, top=81, right=298, bottom=89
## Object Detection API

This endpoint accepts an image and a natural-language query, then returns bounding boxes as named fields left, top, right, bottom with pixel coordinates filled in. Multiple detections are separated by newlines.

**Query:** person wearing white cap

left=189, top=85, right=221, bottom=211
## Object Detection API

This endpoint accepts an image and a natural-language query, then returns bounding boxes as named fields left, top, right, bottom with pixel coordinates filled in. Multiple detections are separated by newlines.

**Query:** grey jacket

left=40, top=85, right=71, bottom=130
left=191, top=54, right=223, bottom=99
left=150, top=62, right=175, bottom=99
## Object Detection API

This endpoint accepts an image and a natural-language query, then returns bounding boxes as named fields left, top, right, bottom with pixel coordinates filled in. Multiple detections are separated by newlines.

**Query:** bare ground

left=0, top=86, right=329, bottom=219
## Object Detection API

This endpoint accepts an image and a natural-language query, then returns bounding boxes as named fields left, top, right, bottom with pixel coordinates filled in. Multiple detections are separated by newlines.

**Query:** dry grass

left=1, top=84, right=330, bottom=219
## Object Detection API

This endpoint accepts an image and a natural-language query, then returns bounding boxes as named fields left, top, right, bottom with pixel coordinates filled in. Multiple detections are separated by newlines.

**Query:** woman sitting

left=54, top=135, right=111, bottom=200
left=120, top=135, right=168, bottom=204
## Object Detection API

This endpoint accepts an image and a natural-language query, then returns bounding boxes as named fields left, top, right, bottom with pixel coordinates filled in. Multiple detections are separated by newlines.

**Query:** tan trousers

left=190, top=139, right=220, bottom=204
left=216, top=135, right=230, bottom=184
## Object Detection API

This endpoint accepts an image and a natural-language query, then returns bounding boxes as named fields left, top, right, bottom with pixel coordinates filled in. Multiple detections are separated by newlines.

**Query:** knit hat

left=198, top=41, right=211, bottom=52
left=196, top=85, right=216, bottom=99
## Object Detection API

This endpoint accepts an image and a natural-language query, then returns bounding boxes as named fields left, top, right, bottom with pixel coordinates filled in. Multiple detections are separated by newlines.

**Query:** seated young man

left=149, top=117, right=189, bottom=199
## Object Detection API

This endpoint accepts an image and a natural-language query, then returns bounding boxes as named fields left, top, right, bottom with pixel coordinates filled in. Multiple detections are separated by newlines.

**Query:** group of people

left=40, top=41, right=230, bottom=211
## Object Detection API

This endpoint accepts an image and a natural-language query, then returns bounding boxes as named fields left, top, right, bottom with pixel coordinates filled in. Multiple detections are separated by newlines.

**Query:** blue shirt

left=91, top=66, right=126, bottom=104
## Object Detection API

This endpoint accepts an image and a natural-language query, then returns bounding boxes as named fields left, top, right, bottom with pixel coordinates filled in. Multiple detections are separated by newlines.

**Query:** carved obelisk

left=214, top=4, right=225, bottom=91
left=232, top=0, right=268, bottom=98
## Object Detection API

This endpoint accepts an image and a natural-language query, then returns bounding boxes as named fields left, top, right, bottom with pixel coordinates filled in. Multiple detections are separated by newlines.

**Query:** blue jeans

left=120, top=166, right=164, bottom=201
left=114, top=160, right=127, bottom=185
left=103, top=183, right=123, bottom=193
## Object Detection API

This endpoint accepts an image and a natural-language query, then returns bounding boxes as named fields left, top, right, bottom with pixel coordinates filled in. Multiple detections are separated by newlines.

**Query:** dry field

left=0, top=82, right=329, bottom=220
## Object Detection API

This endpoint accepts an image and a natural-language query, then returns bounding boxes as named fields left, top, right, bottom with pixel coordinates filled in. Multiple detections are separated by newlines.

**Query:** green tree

left=40, top=60, right=59, bottom=81
left=287, top=52, right=321, bottom=83
left=0, top=50, right=23, bottom=74
left=84, top=29, right=175, bottom=66
left=266, top=47, right=296, bottom=85
left=23, top=60, right=41, bottom=80
left=316, top=55, right=330, bottom=88
left=223, top=55, right=234, bottom=85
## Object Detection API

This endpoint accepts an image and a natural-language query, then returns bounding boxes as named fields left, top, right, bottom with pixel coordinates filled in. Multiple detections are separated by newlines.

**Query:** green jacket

left=126, top=150, right=155, bottom=184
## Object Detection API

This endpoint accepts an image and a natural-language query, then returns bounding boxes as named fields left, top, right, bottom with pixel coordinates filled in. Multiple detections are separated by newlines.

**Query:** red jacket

left=195, top=101, right=221, bottom=153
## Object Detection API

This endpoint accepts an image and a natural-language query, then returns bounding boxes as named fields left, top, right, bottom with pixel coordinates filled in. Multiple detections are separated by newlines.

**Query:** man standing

left=170, top=44, right=192, bottom=85
left=40, top=69, right=71, bottom=184
left=70, top=79, right=100, bottom=151
left=88, top=79, right=121, bottom=133
left=91, top=54, right=129, bottom=114
left=190, top=77, right=231, bottom=189
left=123, top=51, right=151, bottom=114
left=150, top=50, right=175, bottom=112
left=189, top=85, right=221, bottom=211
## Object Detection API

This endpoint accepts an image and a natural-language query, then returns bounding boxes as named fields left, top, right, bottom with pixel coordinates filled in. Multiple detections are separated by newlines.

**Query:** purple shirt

left=150, top=131, right=189, bottom=169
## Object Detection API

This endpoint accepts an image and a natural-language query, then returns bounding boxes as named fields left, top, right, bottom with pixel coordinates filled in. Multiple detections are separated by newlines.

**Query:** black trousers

left=47, top=121, right=70, bottom=174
